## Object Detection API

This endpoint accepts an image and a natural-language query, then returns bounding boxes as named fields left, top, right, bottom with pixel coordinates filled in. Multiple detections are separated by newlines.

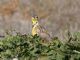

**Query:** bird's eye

left=36, top=16, right=38, bottom=18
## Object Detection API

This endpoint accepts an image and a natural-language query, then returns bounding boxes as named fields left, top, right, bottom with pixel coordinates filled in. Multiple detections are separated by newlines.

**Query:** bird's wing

left=37, top=25, right=52, bottom=40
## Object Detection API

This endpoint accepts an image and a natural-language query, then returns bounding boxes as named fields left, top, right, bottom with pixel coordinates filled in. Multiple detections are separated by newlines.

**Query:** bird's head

left=32, top=16, right=38, bottom=25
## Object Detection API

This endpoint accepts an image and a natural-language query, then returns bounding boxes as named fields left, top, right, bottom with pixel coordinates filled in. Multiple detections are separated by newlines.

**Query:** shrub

left=0, top=32, right=80, bottom=60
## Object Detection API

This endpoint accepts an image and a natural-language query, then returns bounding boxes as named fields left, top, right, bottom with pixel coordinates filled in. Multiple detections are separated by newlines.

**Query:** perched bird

left=32, top=16, right=52, bottom=41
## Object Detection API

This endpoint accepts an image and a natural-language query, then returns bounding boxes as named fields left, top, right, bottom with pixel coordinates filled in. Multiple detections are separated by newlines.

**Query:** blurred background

left=0, top=0, right=80, bottom=40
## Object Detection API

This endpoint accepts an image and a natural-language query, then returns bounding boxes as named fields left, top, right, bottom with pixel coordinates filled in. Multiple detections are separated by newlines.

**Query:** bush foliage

left=0, top=32, right=80, bottom=60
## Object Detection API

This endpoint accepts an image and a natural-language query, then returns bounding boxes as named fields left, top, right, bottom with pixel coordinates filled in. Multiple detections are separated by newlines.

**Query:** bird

left=32, top=16, right=52, bottom=41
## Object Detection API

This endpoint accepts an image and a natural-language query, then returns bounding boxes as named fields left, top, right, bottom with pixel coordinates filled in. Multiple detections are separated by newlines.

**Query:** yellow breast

left=32, top=26, right=37, bottom=36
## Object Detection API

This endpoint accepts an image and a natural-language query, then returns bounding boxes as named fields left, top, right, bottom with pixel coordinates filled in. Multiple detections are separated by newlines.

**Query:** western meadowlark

left=32, top=16, right=52, bottom=41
